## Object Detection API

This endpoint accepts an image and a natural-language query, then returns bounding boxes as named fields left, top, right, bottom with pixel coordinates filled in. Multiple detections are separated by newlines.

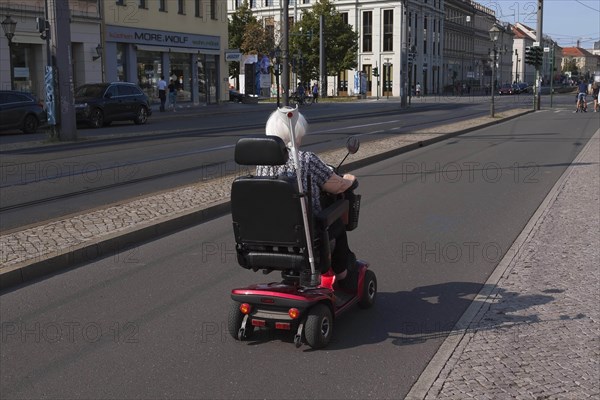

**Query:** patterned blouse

left=256, top=150, right=333, bottom=212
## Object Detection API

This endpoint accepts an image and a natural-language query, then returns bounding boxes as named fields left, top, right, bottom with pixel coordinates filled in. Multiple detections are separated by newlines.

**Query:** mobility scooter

left=228, top=109, right=377, bottom=349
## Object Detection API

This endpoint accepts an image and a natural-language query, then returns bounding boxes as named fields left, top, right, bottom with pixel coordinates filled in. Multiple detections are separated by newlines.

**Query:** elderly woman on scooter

left=257, top=106, right=358, bottom=288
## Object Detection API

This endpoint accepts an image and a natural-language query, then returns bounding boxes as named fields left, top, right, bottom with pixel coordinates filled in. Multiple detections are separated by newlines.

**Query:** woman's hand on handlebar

left=343, top=174, right=359, bottom=191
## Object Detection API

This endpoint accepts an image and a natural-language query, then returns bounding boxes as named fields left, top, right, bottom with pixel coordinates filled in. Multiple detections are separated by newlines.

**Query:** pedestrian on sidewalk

left=592, top=82, right=599, bottom=112
left=168, top=79, right=177, bottom=111
left=312, top=83, right=319, bottom=103
left=157, top=76, right=167, bottom=112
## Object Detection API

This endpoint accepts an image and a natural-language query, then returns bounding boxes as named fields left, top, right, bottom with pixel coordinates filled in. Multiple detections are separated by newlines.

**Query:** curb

left=0, top=109, right=533, bottom=291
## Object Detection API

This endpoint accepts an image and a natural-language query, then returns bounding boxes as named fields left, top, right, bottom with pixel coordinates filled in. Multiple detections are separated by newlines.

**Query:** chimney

left=577, top=39, right=580, bottom=48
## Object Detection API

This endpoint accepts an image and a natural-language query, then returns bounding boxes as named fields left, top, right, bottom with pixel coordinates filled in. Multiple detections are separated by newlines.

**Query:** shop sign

left=106, top=25, right=219, bottom=50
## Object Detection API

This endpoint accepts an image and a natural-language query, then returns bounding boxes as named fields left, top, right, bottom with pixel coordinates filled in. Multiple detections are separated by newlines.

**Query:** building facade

left=1, top=0, right=229, bottom=104
left=103, top=0, right=228, bottom=104
left=1, top=0, right=102, bottom=99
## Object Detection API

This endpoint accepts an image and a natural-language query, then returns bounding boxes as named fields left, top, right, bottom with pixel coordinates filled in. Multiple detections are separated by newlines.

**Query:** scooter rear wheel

left=228, top=302, right=254, bottom=340
left=304, top=304, right=333, bottom=349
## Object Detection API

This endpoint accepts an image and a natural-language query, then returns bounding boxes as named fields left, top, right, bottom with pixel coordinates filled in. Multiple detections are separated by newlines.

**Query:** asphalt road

left=1, top=106, right=597, bottom=399
left=0, top=94, right=557, bottom=231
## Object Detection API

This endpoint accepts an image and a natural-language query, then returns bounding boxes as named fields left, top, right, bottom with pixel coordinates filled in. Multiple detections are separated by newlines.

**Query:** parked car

left=74, top=82, right=152, bottom=128
left=517, top=82, right=530, bottom=94
left=0, top=90, right=47, bottom=134
left=498, top=83, right=517, bottom=95
left=229, top=89, right=244, bottom=103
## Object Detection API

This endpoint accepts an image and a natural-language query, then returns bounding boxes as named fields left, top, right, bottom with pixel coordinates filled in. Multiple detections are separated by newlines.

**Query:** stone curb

left=0, top=108, right=532, bottom=290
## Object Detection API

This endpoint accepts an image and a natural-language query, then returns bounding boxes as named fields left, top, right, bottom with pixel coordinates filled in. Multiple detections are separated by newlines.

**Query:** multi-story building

left=103, top=0, right=228, bottom=103
left=0, top=0, right=102, bottom=99
left=228, top=0, right=520, bottom=97
left=228, top=0, right=447, bottom=97
left=443, top=0, right=503, bottom=93
left=1, top=0, right=229, bottom=104
left=562, top=47, right=600, bottom=81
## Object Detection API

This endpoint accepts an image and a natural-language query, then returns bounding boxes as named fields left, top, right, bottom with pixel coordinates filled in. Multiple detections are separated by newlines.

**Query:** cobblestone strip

left=424, top=133, right=599, bottom=399
left=0, top=110, right=528, bottom=275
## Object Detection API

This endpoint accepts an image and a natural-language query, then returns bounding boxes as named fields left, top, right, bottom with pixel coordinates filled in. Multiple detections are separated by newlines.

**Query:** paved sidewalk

left=408, top=131, right=599, bottom=399
left=0, top=108, right=530, bottom=289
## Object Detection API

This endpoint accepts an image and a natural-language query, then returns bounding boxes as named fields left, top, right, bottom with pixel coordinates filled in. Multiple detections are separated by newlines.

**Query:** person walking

left=157, top=76, right=167, bottom=112
left=592, top=82, right=599, bottom=112
left=168, top=79, right=177, bottom=111
left=312, top=83, right=319, bottom=103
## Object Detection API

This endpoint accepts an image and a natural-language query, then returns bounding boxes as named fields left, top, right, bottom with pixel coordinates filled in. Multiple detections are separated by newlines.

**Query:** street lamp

left=489, top=24, right=501, bottom=118
left=2, top=15, right=17, bottom=90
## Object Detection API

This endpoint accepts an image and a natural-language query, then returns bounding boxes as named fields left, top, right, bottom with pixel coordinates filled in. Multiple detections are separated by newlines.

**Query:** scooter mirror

left=346, top=136, right=360, bottom=154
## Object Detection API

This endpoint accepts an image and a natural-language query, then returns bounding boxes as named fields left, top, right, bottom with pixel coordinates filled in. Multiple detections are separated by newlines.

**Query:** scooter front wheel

left=358, top=270, right=377, bottom=309
left=304, top=304, right=333, bottom=349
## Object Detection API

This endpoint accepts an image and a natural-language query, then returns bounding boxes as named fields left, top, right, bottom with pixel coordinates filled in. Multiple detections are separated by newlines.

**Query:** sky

left=479, top=0, right=600, bottom=48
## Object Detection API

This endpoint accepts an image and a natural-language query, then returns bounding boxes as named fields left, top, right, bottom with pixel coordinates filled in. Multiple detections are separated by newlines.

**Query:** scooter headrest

left=234, top=136, right=289, bottom=166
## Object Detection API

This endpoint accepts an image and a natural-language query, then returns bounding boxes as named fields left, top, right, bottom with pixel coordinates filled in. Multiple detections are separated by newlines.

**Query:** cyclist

left=576, top=80, right=588, bottom=112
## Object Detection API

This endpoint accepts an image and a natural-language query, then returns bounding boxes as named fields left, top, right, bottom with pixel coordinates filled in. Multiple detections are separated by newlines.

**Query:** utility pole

left=400, top=0, right=408, bottom=107
left=48, top=0, right=77, bottom=140
left=319, top=15, right=326, bottom=99
left=282, top=0, right=289, bottom=106
left=535, top=0, right=543, bottom=110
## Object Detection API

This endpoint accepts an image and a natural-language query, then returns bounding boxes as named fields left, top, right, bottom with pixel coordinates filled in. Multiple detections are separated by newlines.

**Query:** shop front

left=104, top=25, right=221, bottom=104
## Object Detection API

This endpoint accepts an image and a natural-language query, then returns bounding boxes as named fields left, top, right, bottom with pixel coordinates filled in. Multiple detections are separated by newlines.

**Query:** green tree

left=562, top=58, right=579, bottom=75
left=289, top=0, right=358, bottom=94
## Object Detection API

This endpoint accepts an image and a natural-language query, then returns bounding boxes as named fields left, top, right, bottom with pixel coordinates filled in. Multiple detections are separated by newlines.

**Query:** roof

left=563, top=47, right=595, bottom=57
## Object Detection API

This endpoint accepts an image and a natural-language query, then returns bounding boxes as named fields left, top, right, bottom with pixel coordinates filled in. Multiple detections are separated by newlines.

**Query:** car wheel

left=134, top=106, right=148, bottom=125
left=22, top=114, right=39, bottom=134
left=89, top=108, right=104, bottom=128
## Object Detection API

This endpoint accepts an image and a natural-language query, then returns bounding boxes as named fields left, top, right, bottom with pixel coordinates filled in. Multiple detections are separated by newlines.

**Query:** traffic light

left=525, top=46, right=543, bottom=66
left=373, top=67, right=379, bottom=77
left=525, top=46, right=535, bottom=65
left=534, top=46, right=543, bottom=66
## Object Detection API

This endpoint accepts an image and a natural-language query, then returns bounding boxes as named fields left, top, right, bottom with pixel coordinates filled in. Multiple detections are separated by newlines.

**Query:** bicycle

left=289, top=92, right=313, bottom=107
left=576, top=93, right=587, bottom=113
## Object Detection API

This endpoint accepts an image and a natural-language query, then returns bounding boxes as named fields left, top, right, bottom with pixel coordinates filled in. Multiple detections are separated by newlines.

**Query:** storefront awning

left=135, top=44, right=220, bottom=55
left=14, top=34, right=45, bottom=45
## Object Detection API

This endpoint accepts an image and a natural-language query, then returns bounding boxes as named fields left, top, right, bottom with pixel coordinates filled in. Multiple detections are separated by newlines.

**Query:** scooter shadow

left=322, top=281, right=559, bottom=351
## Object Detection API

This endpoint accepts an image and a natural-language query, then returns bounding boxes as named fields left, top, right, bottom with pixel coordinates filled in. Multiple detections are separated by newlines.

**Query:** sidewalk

left=408, top=131, right=599, bottom=399
left=0, top=107, right=531, bottom=289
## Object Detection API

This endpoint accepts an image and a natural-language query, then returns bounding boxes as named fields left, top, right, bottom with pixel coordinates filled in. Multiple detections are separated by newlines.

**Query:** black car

left=229, top=89, right=245, bottom=103
left=0, top=90, right=47, bottom=134
left=74, top=82, right=152, bottom=128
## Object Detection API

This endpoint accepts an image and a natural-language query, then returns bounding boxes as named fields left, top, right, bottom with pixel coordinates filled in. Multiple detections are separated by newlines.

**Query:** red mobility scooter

left=228, top=110, right=377, bottom=349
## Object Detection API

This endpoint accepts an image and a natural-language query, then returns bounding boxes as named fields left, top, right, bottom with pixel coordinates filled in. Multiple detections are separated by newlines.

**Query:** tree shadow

left=325, top=281, right=562, bottom=350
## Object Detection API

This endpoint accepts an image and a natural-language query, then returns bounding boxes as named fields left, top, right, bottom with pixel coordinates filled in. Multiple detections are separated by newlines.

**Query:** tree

left=289, top=0, right=358, bottom=93
left=562, top=58, right=579, bottom=75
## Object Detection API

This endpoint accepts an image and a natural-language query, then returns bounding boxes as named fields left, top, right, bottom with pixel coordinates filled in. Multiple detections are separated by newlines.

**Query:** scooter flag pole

left=280, top=107, right=317, bottom=276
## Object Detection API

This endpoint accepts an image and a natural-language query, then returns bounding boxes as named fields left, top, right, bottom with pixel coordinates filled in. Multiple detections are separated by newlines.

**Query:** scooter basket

left=345, top=193, right=361, bottom=231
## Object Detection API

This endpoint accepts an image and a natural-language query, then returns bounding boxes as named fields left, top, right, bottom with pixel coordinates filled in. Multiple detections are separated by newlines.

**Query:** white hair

left=265, top=106, right=308, bottom=147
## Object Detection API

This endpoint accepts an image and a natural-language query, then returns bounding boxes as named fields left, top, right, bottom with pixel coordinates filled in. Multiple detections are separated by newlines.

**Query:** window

left=340, top=12, right=348, bottom=25
left=195, top=0, right=202, bottom=17
left=116, top=0, right=124, bottom=5
left=423, top=16, right=427, bottom=55
left=210, top=0, right=216, bottom=19
left=159, top=0, right=166, bottom=11
left=383, top=10, right=393, bottom=52
left=139, top=0, right=147, bottom=8
left=178, top=0, right=185, bottom=14
left=362, top=11, right=372, bottom=52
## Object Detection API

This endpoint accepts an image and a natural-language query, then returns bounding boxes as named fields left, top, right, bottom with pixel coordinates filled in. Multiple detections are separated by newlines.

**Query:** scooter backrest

left=234, top=136, right=288, bottom=166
